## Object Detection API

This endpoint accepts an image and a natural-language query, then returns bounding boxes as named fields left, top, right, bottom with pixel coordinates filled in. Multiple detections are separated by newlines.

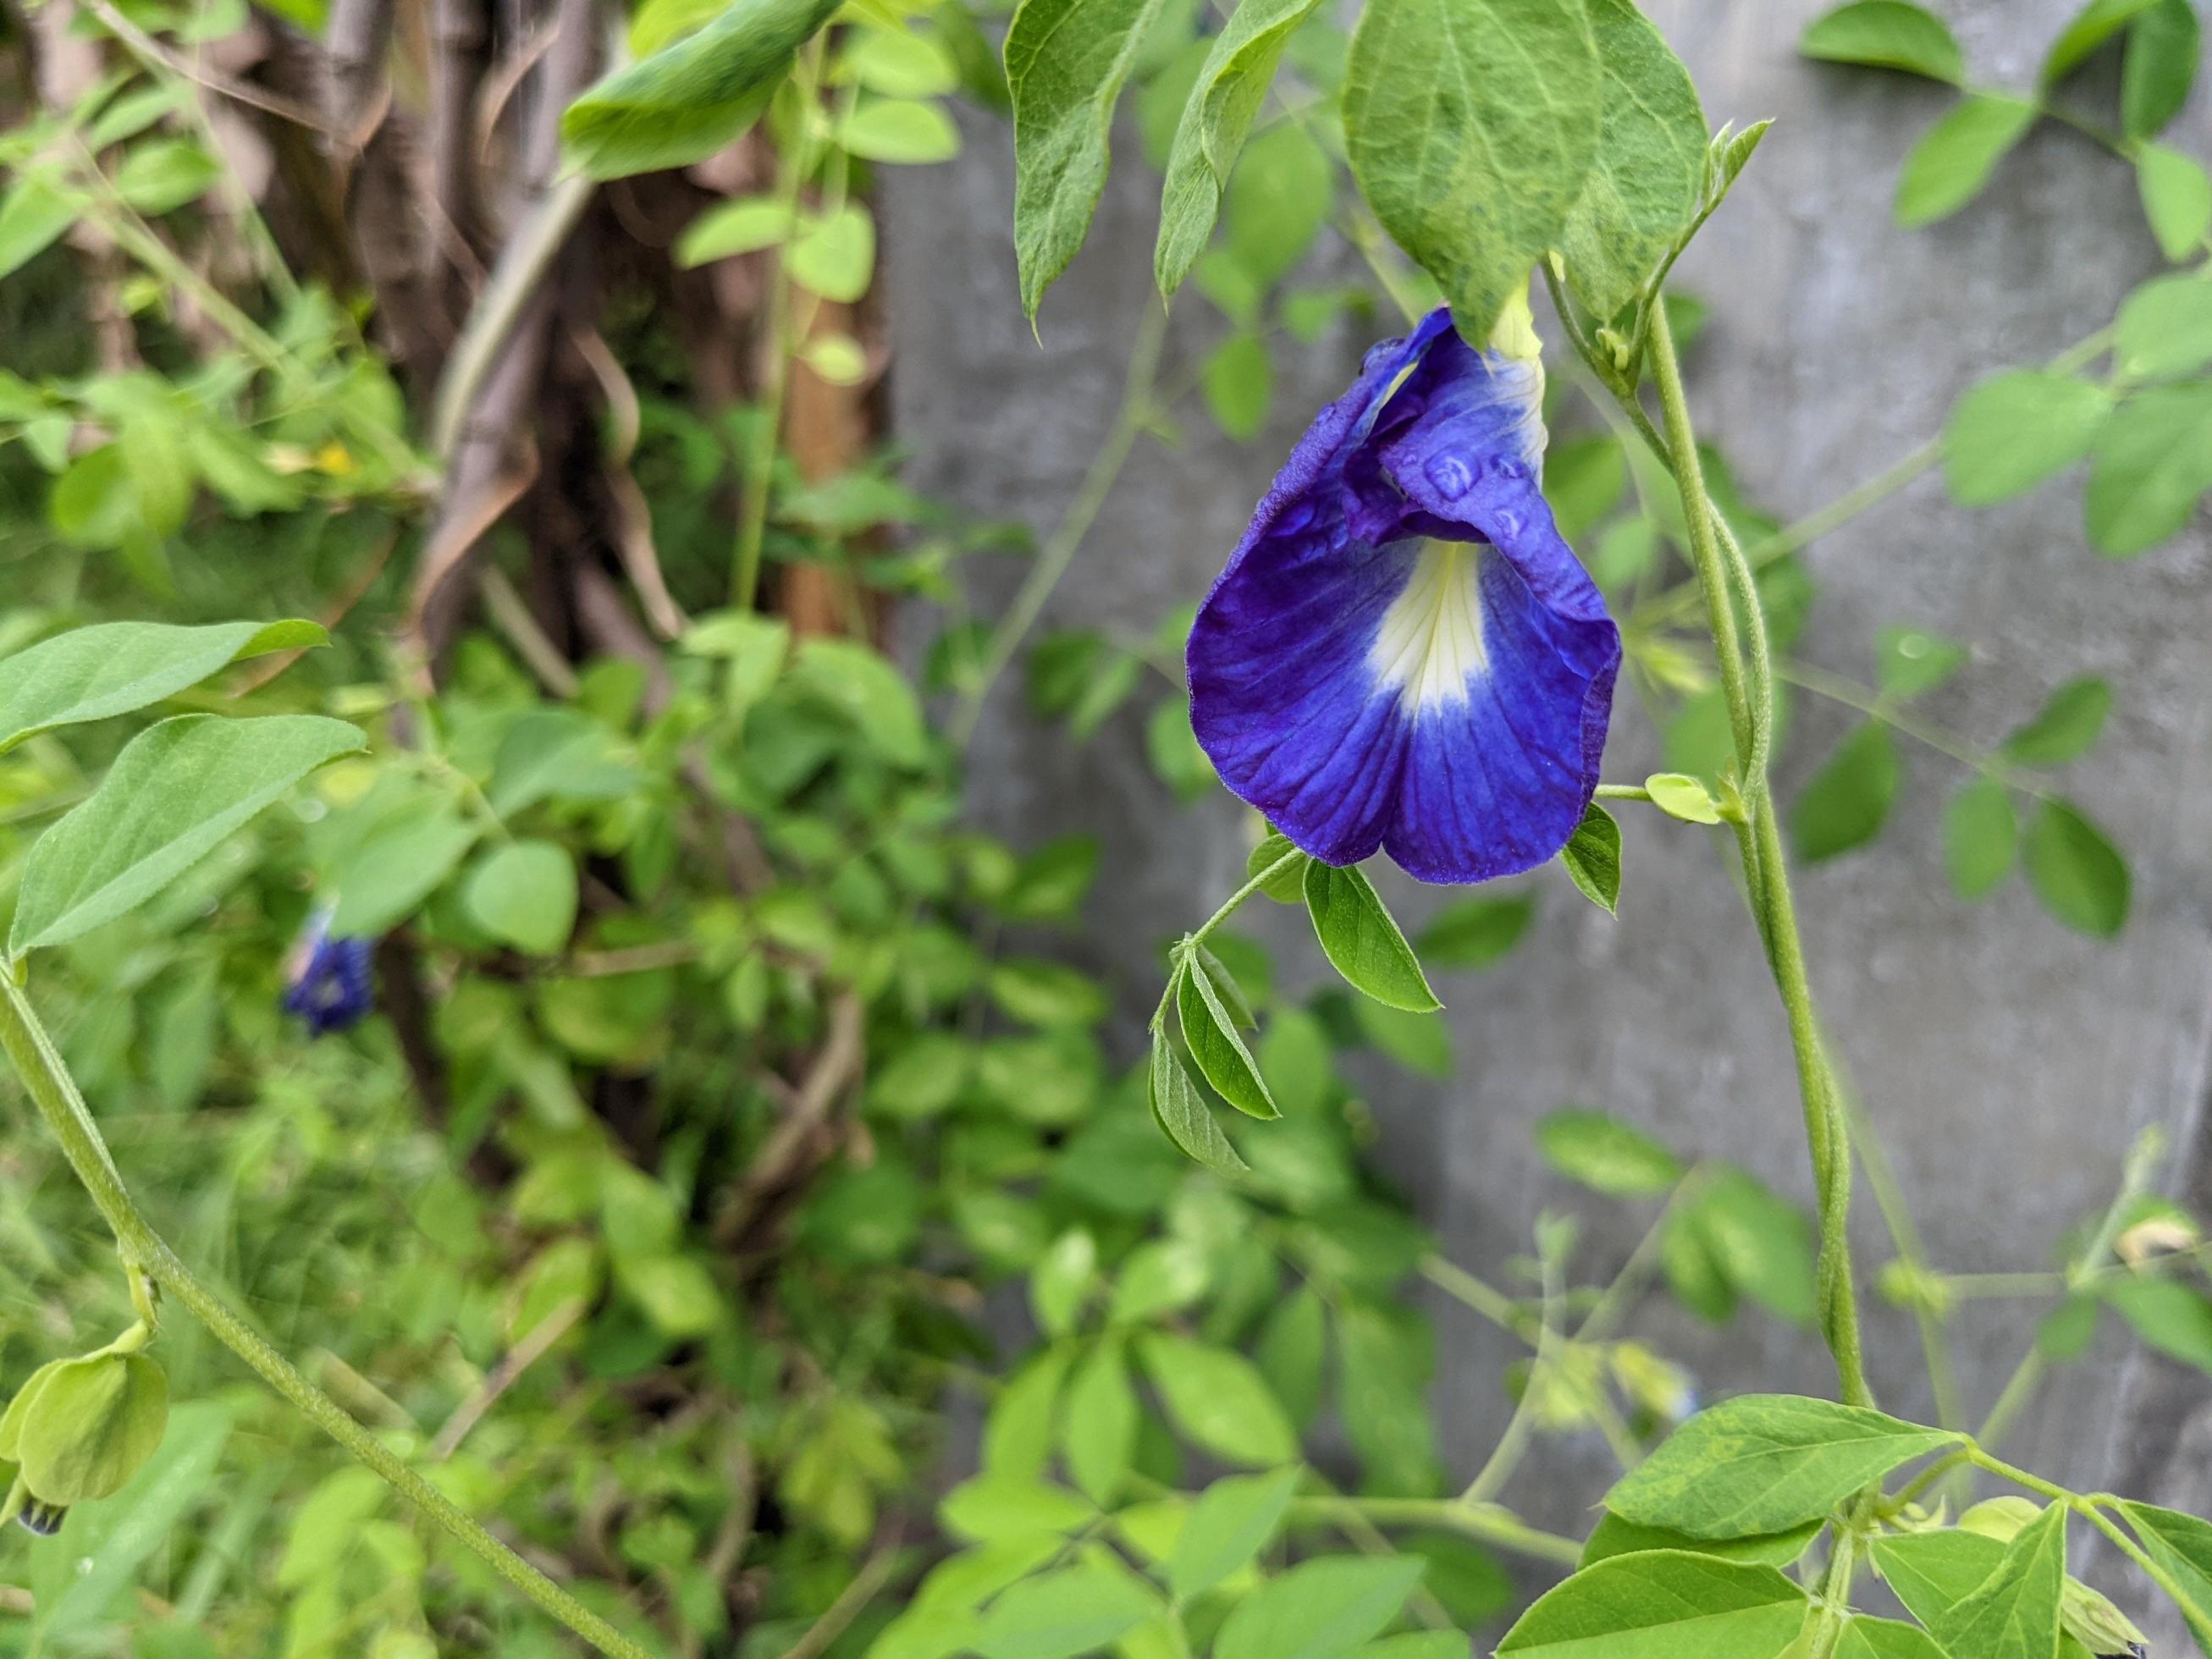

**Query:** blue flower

left=282, top=909, right=374, bottom=1036
left=1188, top=307, right=1621, bottom=885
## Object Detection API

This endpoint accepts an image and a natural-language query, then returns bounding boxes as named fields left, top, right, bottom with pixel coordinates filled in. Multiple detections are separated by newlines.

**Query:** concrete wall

left=881, top=0, right=2212, bottom=1631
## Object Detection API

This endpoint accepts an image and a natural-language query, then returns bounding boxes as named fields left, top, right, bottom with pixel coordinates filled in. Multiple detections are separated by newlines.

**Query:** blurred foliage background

left=0, top=0, right=2208, bottom=1652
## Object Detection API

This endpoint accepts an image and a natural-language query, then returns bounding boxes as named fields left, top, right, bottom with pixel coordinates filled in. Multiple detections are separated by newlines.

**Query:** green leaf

left=1416, top=893, right=1535, bottom=968
left=560, top=0, right=839, bottom=178
left=1800, top=2, right=1964, bottom=81
left=2115, top=1502, right=2212, bottom=1647
left=1561, top=802, right=1622, bottom=914
left=1790, top=722, right=1898, bottom=863
left=1149, top=1029, right=1249, bottom=1176
left=1558, top=0, right=1707, bottom=319
left=12, top=714, right=363, bottom=956
left=112, top=138, right=218, bottom=213
left=1603, top=1394, right=1961, bottom=1539
left=1249, top=830, right=1310, bottom=900
left=1875, top=627, right=1969, bottom=701
left=1177, top=951, right=1278, bottom=1118
left=972, top=1563, right=1158, bottom=1659
left=1928, top=1502, right=2067, bottom=1659
left=2138, top=142, right=2212, bottom=262
left=1835, top=1618, right=1948, bottom=1659
left=787, top=204, right=876, bottom=302
left=1153, top=0, right=1326, bottom=297
left=1135, top=1331, right=1298, bottom=1466
left=1942, top=371, right=2113, bottom=505
left=1536, top=1109, right=1684, bottom=1196
left=676, top=196, right=791, bottom=266
left=1343, top=0, right=1602, bottom=338
left=0, top=174, right=79, bottom=282
left=1107, top=1238, right=1209, bottom=1326
left=1496, top=1552, right=1810, bottom=1658
left=465, top=840, right=580, bottom=956
left=1062, top=1343, right=1138, bottom=1504
left=1351, top=1000, right=1453, bottom=1078
left=2121, top=0, right=2199, bottom=138
left=2115, top=274, right=2212, bottom=382
left=1029, top=1229, right=1096, bottom=1337
left=841, top=25, right=959, bottom=96
left=2102, top=1275, right=2212, bottom=1370
left=2043, top=0, right=2164, bottom=84
left=1203, top=333, right=1274, bottom=441
left=1547, top=434, right=1628, bottom=543
left=2086, top=379, right=2212, bottom=555
left=982, top=1352, right=1073, bottom=1481
left=1663, top=1199, right=1738, bottom=1322
left=0, top=619, right=326, bottom=755
left=2001, top=677, right=2110, bottom=766
left=1005, top=0, right=1171, bottom=318
left=1216, top=1556, right=1426, bottom=1659
left=1895, top=95, right=2037, bottom=228
left=840, top=97, right=960, bottom=163
left=1355, top=1636, right=1467, bottom=1659
left=1647, top=772, right=1724, bottom=824
left=15, top=1354, right=168, bottom=1506
left=1335, top=1301, right=1442, bottom=1496
left=1696, top=1171, right=1818, bottom=1328
left=1223, top=119, right=1333, bottom=290
left=29, top=1402, right=228, bottom=1644
left=1944, top=779, right=2019, bottom=901
left=1303, top=861, right=1440, bottom=1012
left=2022, top=798, right=2130, bottom=937
left=792, top=636, right=928, bottom=764
left=1580, top=1514, right=1823, bottom=1571
left=328, top=807, right=481, bottom=937
left=1256, top=1283, right=1327, bottom=1428
left=1166, top=1467, right=1300, bottom=1599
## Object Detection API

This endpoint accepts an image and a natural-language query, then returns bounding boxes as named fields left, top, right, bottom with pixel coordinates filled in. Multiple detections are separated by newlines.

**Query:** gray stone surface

left=882, top=0, right=2212, bottom=1628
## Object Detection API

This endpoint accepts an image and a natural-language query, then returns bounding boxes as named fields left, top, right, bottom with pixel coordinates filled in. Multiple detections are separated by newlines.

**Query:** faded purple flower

left=282, top=909, right=373, bottom=1036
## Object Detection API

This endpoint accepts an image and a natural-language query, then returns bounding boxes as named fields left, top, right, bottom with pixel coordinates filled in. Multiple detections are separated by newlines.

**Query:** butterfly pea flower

left=1188, top=302, right=1621, bottom=884
left=281, top=907, right=373, bottom=1036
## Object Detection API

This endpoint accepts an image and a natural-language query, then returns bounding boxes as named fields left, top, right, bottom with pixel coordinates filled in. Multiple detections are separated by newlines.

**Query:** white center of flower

left=1370, top=539, right=1487, bottom=714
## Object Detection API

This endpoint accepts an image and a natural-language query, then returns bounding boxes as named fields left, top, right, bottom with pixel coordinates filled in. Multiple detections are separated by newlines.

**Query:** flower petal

left=1188, top=311, right=1620, bottom=885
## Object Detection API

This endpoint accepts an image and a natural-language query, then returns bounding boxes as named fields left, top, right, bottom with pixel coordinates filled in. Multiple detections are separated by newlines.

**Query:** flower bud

left=1958, top=1496, right=2043, bottom=1542
left=0, top=1353, right=168, bottom=1506
left=1488, top=284, right=1544, bottom=363
left=2062, top=1575, right=2149, bottom=1658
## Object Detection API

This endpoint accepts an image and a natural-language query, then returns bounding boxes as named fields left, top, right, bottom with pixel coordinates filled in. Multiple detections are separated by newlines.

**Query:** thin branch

left=776, top=1540, right=902, bottom=1659
left=81, top=0, right=328, bottom=130
left=723, top=993, right=867, bottom=1231
left=433, top=1298, right=585, bottom=1458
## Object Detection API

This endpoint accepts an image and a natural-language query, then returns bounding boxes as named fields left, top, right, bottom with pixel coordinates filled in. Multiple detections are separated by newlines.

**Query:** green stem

left=1775, top=660, right=2041, bottom=793
left=2080, top=1502, right=2212, bottom=1630
left=1963, top=1445, right=2212, bottom=1625
left=1647, top=304, right=1757, bottom=775
left=951, top=299, right=1169, bottom=747
left=1151, top=846, right=1305, bottom=1028
left=1974, top=1129, right=2162, bottom=1458
left=1418, top=1254, right=1531, bottom=1336
left=1630, top=322, right=2119, bottom=635
left=731, top=37, right=826, bottom=612
left=1460, top=1248, right=1562, bottom=1505
left=1644, top=300, right=1873, bottom=1408
left=0, top=973, right=649, bottom=1659
left=1290, top=1497, right=1584, bottom=1567
left=1840, top=1079, right=1962, bottom=1430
